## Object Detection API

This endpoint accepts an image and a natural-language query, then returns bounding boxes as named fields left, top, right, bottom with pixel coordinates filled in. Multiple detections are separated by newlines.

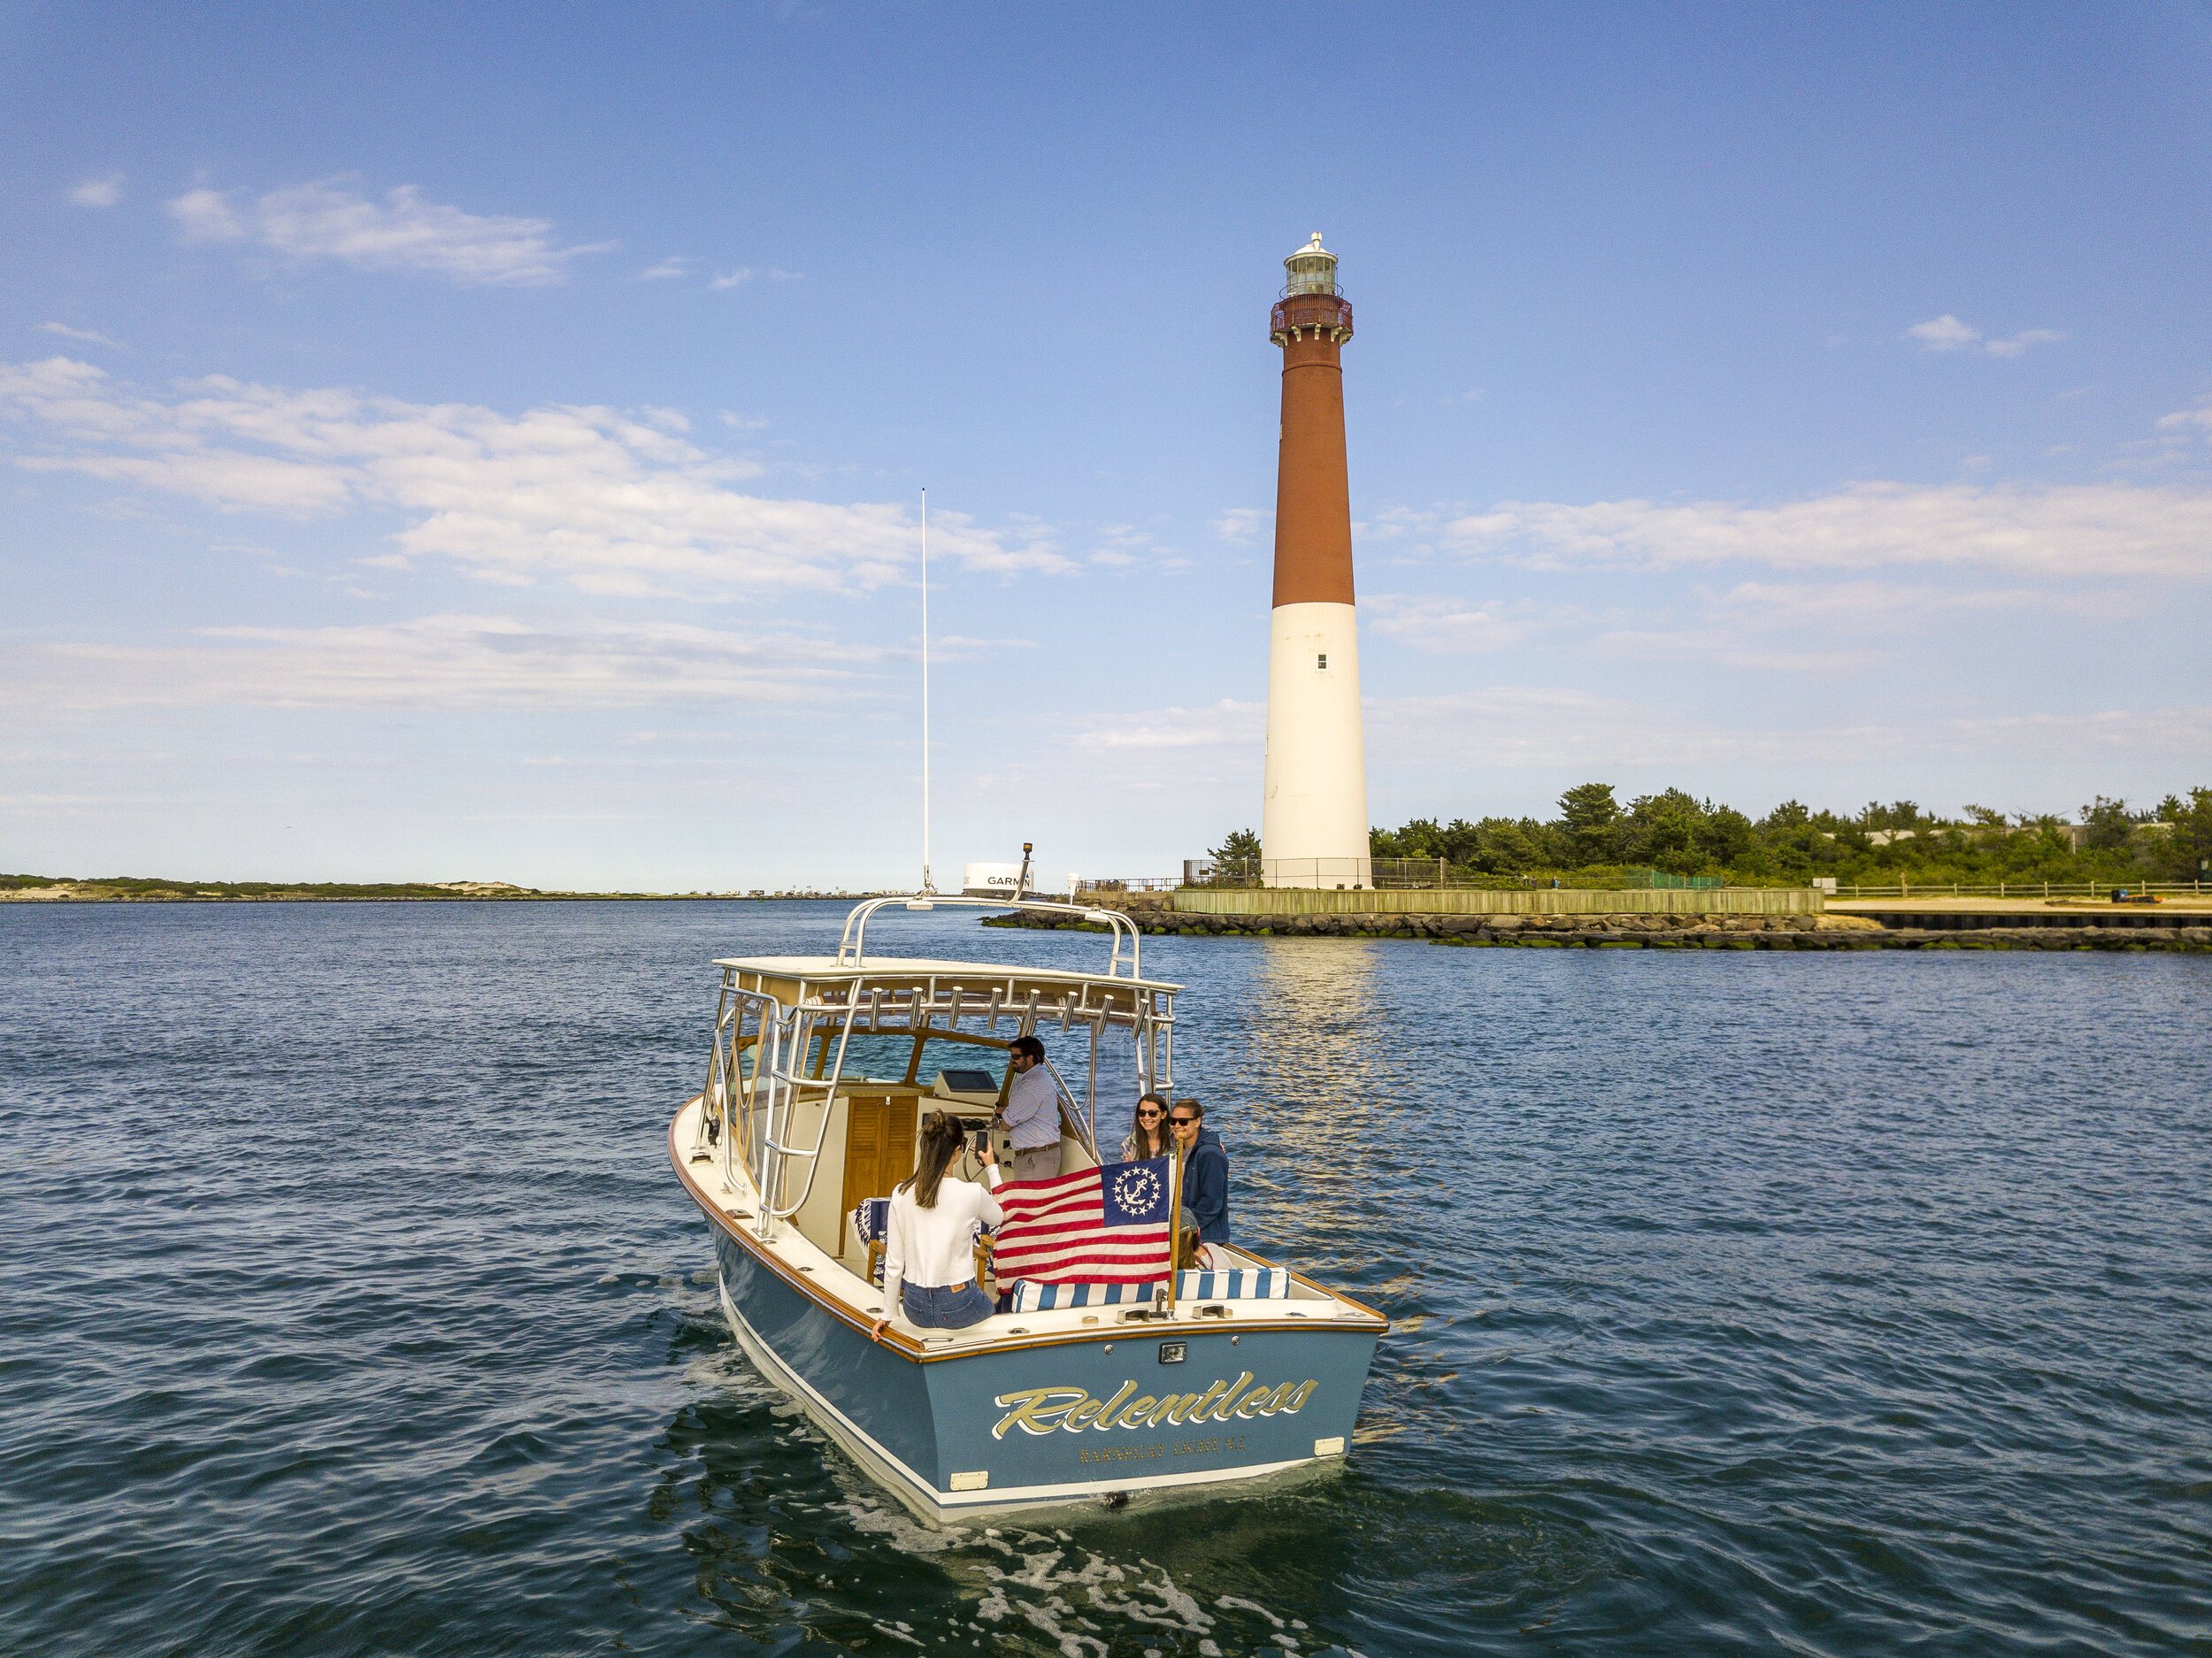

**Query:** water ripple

left=3, top=902, right=2207, bottom=1655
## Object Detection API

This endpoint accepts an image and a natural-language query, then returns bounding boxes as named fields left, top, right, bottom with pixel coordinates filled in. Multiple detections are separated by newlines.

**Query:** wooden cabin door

left=839, top=1094, right=917, bottom=1255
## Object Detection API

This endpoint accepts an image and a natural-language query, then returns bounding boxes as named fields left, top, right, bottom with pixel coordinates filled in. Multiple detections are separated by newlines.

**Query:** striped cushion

left=852, top=1199, right=890, bottom=1285
left=1177, top=1268, right=1292, bottom=1301
left=1010, top=1279, right=1164, bottom=1312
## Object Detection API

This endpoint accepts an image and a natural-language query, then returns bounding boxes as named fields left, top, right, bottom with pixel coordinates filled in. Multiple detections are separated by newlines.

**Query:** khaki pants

left=1009, top=1146, right=1058, bottom=1183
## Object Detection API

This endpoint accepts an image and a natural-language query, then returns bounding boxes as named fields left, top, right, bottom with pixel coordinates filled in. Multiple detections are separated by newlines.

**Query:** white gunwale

left=670, top=1099, right=1387, bottom=1363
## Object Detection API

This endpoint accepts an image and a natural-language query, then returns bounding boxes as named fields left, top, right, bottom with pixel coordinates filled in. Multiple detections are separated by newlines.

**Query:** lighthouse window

left=1317, top=653, right=1328, bottom=670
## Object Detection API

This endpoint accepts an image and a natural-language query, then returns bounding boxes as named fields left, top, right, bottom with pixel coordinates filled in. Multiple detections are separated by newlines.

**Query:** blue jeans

left=902, top=1281, right=995, bottom=1329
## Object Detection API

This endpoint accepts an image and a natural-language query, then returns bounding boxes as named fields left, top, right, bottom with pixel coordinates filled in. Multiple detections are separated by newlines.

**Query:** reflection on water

left=4, top=901, right=2208, bottom=1657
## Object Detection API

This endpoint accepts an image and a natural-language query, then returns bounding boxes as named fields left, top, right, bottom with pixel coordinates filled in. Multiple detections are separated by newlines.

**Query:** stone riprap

left=986, top=899, right=2212, bottom=951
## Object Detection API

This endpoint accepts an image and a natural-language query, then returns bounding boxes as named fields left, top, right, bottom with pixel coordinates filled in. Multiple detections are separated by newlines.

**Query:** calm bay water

left=3, top=900, right=2208, bottom=1657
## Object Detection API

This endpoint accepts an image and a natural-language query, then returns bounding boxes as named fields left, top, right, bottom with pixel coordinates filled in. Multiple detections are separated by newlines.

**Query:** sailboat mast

left=920, top=487, right=933, bottom=895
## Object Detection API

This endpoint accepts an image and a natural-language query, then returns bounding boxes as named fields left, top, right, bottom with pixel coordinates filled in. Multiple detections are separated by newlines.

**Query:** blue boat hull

left=706, top=1221, right=1378, bottom=1522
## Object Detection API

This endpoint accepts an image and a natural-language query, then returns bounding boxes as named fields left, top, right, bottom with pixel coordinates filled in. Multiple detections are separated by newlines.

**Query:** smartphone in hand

left=972, top=1130, right=990, bottom=1155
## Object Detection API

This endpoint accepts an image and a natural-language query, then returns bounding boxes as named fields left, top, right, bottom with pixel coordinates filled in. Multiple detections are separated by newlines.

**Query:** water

left=4, top=901, right=2208, bottom=1656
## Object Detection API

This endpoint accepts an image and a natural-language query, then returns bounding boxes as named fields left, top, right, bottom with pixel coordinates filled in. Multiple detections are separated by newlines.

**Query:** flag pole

left=1166, top=1138, right=1183, bottom=1316
left=919, top=487, right=933, bottom=896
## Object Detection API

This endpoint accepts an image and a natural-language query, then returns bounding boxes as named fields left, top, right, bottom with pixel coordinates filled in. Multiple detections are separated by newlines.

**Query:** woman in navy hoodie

left=1168, top=1099, right=1230, bottom=1261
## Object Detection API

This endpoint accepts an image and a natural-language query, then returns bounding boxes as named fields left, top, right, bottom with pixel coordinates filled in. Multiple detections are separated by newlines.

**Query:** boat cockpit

left=681, top=896, right=1354, bottom=1338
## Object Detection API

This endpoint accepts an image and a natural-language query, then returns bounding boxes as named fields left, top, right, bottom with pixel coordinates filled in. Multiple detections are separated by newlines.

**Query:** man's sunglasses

left=1169, top=1116, right=1196, bottom=1126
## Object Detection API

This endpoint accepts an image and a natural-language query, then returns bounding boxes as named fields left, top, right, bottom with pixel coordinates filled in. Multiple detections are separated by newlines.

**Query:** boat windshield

left=803, top=1028, right=1012, bottom=1092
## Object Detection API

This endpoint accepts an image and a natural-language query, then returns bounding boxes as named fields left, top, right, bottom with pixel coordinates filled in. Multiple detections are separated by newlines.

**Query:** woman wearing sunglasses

left=1118, top=1091, right=1173, bottom=1163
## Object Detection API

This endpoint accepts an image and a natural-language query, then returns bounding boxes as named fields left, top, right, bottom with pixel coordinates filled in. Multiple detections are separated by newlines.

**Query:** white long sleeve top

left=881, top=1167, right=1003, bottom=1322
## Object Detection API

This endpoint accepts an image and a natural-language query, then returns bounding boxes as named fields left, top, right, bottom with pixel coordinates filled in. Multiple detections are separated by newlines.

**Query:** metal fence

left=1832, top=879, right=2208, bottom=899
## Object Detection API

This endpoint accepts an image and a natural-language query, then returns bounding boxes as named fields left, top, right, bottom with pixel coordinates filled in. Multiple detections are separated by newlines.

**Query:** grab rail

left=834, top=893, right=1145, bottom=981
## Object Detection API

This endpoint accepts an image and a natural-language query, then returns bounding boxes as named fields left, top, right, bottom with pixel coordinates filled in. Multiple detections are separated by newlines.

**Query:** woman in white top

left=871, top=1111, right=1002, bottom=1339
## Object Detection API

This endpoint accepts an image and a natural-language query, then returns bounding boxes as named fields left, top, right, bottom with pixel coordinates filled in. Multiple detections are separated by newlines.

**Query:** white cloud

left=1435, top=481, right=2212, bottom=580
left=165, top=179, right=611, bottom=287
left=2157, top=395, right=2212, bottom=442
left=0, top=357, right=1078, bottom=593
left=38, top=322, right=119, bottom=347
left=1213, top=507, right=1268, bottom=544
left=2, top=612, right=893, bottom=713
left=640, top=257, right=690, bottom=280
left=1984, top=329, right=2065, bottom=358
left=709, top=267, right=753, bottom=290
left=68, top=174, right=123, bottom=207
left=1363, top=594, right=1543, bottom=654
left=1906, top=314, right=2066, bottom=357
left=1071, top=699, right=1263, bottom=752
left=1363, top=685, right=2212, bottom=771
left=1906, top=314, right=1982, bottom=351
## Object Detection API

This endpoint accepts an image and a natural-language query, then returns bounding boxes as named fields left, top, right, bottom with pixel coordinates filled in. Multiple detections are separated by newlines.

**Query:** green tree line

left=1212, top=784, right=2212, bottom=887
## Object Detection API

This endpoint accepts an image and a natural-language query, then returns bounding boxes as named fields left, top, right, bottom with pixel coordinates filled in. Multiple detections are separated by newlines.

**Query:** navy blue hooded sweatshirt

left=1181, top=1127, right=1230, bottom=1244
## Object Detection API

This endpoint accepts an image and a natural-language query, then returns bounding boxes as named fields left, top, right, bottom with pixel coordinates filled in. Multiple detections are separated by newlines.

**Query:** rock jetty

left=985, top=900, right=2212, bottom=952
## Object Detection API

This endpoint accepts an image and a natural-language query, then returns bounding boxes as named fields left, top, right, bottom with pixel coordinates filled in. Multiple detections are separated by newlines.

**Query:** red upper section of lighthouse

left=1271, top=236, right=1356, bottom=610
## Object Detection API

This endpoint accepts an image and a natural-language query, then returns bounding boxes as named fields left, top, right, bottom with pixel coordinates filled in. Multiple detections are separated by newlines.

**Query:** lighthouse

left=1261, top=234, right=1371, bottom=889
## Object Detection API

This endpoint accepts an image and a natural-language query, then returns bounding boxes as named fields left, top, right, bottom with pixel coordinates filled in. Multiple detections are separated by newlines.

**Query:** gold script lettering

left=1187, top=1378, right=1233, bottom=1421
left=1203, top=1372, right=1256, bottom=1423
left=996, top=1378, right=1321, bottom=1435
left=992, top=1387, right=1088, bottom=1439
left=1083, top=1382, right=1137, bottom=1432
left=1149, top=1392, right=1202, bottom=1426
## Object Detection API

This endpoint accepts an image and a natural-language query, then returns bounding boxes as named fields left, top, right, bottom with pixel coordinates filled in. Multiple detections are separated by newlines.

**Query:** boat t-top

left=669, top=894, right=1386, bottom=1522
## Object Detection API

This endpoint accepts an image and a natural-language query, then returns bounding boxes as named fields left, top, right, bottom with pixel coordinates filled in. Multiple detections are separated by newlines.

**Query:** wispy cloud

left=1213, top=507, right=1268, bottom=544
left=67, top=174, right=122, bottom=207
left=0, top=357, right=1076, bottom=593
left=2156, top=395, right=2212, bottom=444
left=1906, top=314, right=2067, bottom=357
left=1588, top=580, right=2148, bottom=674
left=1071, top=699, right=1263, bottom=752
left=1362, top=687, right=2212, bottom=771
left=165, top=179, right=611, bottom=287
left=3, top=613, right=893, bottom=714
left=1363, top=593, right=1544, bottom=654
left=38, top=322, right=119, bottom=348
left=708, top=267, right=752, bottom=290
left=640, top=256, right=690, bottom=280
left=1432, top=480, right=2212, bottom=580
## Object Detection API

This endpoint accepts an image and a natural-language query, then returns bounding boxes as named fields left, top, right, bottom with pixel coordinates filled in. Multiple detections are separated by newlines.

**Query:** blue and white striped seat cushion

left=851, top=1199, right=889, bottom=1285
left=1177, top=1268, right=1292, bottom=1300
left=1009, top=1270, right=1294, bottom=1310
left=1010, top=1279, right=1164, bottom=1312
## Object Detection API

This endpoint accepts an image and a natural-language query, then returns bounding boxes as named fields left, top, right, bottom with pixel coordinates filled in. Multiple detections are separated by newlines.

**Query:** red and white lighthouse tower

left=1261, top=234, right=1371, bottom=888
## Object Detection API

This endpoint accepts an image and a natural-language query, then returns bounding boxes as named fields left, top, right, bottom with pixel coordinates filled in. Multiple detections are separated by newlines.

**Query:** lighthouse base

left=1261, top=600, right=1371, bottom=888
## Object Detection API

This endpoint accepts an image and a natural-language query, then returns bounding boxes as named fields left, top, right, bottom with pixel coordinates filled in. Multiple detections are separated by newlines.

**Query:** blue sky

left=5, top=2, right=2210, bottom=888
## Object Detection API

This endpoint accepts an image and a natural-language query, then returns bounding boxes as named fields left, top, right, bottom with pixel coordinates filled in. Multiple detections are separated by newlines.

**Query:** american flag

left=991, top=1155, right=1174, bottom=1286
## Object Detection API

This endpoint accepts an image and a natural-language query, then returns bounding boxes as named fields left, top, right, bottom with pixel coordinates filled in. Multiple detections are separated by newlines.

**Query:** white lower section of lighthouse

left=1260, top=600, right=1373, bottom=888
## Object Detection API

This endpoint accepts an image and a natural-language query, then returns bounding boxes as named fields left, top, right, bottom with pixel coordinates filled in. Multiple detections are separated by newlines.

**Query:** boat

left=668, top=893, right=1387, bottom=1523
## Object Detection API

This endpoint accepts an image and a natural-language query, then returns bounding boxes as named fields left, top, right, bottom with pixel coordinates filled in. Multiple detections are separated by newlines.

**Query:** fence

left=1832, top=879, right=2208, bottom=900
left=1175, top=857, right=1455, bottom=890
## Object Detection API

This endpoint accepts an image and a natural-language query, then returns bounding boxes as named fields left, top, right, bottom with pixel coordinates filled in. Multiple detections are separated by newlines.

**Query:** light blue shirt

left=1002, top=1063, right=1061, bottom=1150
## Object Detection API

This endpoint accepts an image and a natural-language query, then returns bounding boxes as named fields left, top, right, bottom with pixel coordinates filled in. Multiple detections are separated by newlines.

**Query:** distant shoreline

left=1, top=880, right=901, bottom=905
